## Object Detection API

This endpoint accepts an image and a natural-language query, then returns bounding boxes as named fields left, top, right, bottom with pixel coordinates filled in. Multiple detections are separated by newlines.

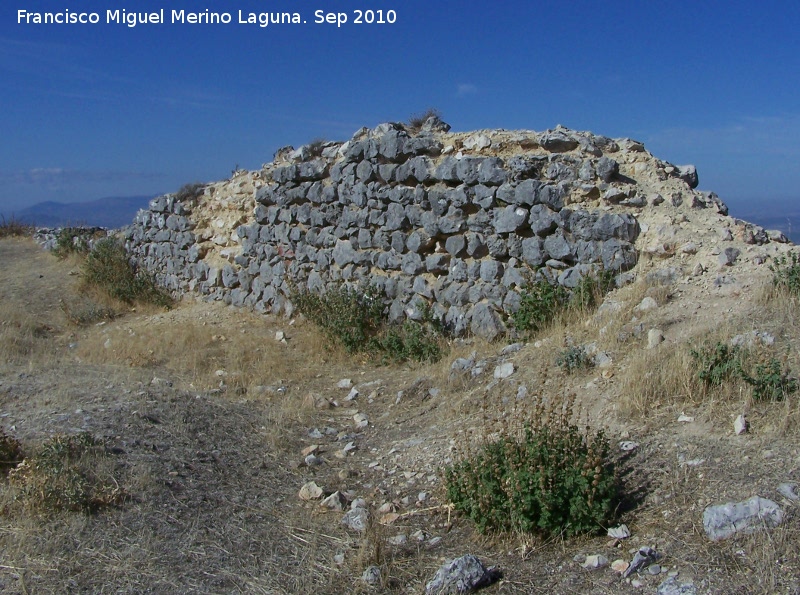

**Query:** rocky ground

left=1, top=222, right=800, bottom=594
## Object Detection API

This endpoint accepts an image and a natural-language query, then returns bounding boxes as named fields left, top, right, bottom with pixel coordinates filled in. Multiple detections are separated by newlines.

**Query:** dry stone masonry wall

left=124, top=117, right=773, bottom=339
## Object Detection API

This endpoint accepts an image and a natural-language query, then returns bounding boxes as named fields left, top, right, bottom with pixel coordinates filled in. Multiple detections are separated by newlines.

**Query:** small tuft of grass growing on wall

left=175, top=182, right=206, bottom=204
left=407, top=108, right=442, bottom=131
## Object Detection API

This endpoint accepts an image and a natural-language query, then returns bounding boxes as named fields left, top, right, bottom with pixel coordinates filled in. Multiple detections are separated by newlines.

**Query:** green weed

left=82, top=238, right=172, bottom=308
left=444, top=394, right=618, bottom=536
left=770, top=252, right=800, bottom=296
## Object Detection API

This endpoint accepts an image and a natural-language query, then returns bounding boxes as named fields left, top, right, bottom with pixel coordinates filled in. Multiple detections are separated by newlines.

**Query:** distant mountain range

left=3, top=195, right=155, bottom=229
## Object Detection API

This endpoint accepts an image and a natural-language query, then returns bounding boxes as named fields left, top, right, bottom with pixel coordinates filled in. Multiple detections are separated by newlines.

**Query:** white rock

left=298, top=481, right=323, bottom=500
left=677, top=414, right=694, bottom=423
left=611, top=559, right=629, bottom=573
left=777, top=482, right=799, bottom=502
left=304, top=454, right=322, bottom=466
left=275, top=330, right=286, bottom=342
left=320, top=491, right=347, bottom=511
left=636, top=297, right=658, bottom=311
left=493, top=362, right=515, bottom=379
left=361, top=565, right=381, bottom=585
left=619, top=441, right=639, bottom=452
left=582, top=554, right=609, bottom=570
left=608, top=524, right=631, bottom=539
left=337, top=378, right=352, bottom=389
left=734, top=414, right=748, bottom=435
left=647, top=329, right=665, bottom=349
left=463, top=133, right=492, bottom=150
left=345, top=387, right=359, bottom=401
left=353, top=413, right=369, bottom=430
left=703, top=496, right=784, bottom=540
left=389, top=534, right=408, bottom=546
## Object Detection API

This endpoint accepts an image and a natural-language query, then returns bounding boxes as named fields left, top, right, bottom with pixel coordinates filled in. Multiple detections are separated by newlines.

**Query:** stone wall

left=123, top=118, right=733, bottom=339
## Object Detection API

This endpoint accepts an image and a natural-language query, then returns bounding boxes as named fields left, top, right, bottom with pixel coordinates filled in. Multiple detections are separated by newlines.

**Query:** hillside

left=1, top=120, right=800, bottom=594
left=5, top=195, right=154, bottom=229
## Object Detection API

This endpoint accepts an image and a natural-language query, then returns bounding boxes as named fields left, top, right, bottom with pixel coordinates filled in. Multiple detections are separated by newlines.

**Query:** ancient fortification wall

left=123, top=117, right=778, bottom=338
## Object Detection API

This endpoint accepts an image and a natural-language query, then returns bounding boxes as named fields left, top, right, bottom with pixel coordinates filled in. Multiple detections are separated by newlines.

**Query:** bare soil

left=1, top=236, right=799, bottom=594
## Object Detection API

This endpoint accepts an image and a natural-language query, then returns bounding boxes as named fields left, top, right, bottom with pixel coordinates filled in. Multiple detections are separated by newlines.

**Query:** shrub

left=739, top=357, right=798, bottom=402
left=53, top=227, right=93, bottom=258
left=0, top=428, right=24, bottom=473
left=175, top=182, right=206, bottom=204
left=444, top=394, right=617, bottom=536
left=0, top=215, right=34, bottom=238
left=306, top=138, right=328, bottom=157
left=60, top=298, right=120, bottom=326
left=690, top=341, right=798, bottom=402
left=292, top=284, right=384, bottom=353
left=570, top=270, right=616, bottom=311
left=371, top=320, right=443, bottom=364
left=292, top=285, right=446, bottom=363
left=408, top=108, right=441, bottom=130
left=82, top=237, right=172, bottom=307
left=690, top=342, right=744, bottom=387
left=8, top=432, right=126, bottom=514
left=770, top=252, right=800, bottom=296
left=511, top=279, right=568, bottom=333
left=556, top=345, right=592, bottom=374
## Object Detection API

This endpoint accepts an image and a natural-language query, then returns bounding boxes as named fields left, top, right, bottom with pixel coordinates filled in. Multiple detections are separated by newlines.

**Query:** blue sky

left=1, top=0, right=798, bottom=217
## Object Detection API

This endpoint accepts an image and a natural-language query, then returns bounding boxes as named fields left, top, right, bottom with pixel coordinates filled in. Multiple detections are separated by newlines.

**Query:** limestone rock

left=493, top=362, right=515, bottom=379
left=703, top=496, right=784, bottom=540
left=298, top=481, right=323, bottom=501
left=342, top=507, right=369, bottom=532
left=647, top=329, right=665, bottom=348
left=657, top=577, right=697, bottom=595
left=734, top=414, right=748, bottom=435
left=582, top=554, right=608, bottom=570
left=424, top=555, right=501, bottom=595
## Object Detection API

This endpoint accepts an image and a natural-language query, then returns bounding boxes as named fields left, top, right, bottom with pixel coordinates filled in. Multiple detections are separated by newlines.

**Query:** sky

left=1, top=0, right=799, bottom=218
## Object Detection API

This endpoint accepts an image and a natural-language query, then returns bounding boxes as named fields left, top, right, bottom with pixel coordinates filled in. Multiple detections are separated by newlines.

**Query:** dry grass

left=0, top=215, right=34, bottom=238
left=5, top=236, right=800, bottom=593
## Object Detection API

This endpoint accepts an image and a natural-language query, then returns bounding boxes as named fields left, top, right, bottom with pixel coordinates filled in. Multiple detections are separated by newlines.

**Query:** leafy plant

left=0, top=428, right=24, bottom=473
left=372, top=320, right=443, bottom=364
left=739, top=357, right=798, bottom=401
left=570, top=270, right=616, bottom=311
left=556, top=346, right=592, bottom=374
left=511, top=279, right=568, bottom=333
left=292, top=284, right=384, bottom=353
left=690, top=342, right=744, bottom=387
left=444, top=393, right=617, bottom=536
left=8, top=432, right=126, bottom=514
left=292, top=286, right=445, bottom=363
left=81, top=238, right=173, bottom=308
left=770, top=252, right=800, bottom=296
left=53, top=227, right=93, bottom=258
